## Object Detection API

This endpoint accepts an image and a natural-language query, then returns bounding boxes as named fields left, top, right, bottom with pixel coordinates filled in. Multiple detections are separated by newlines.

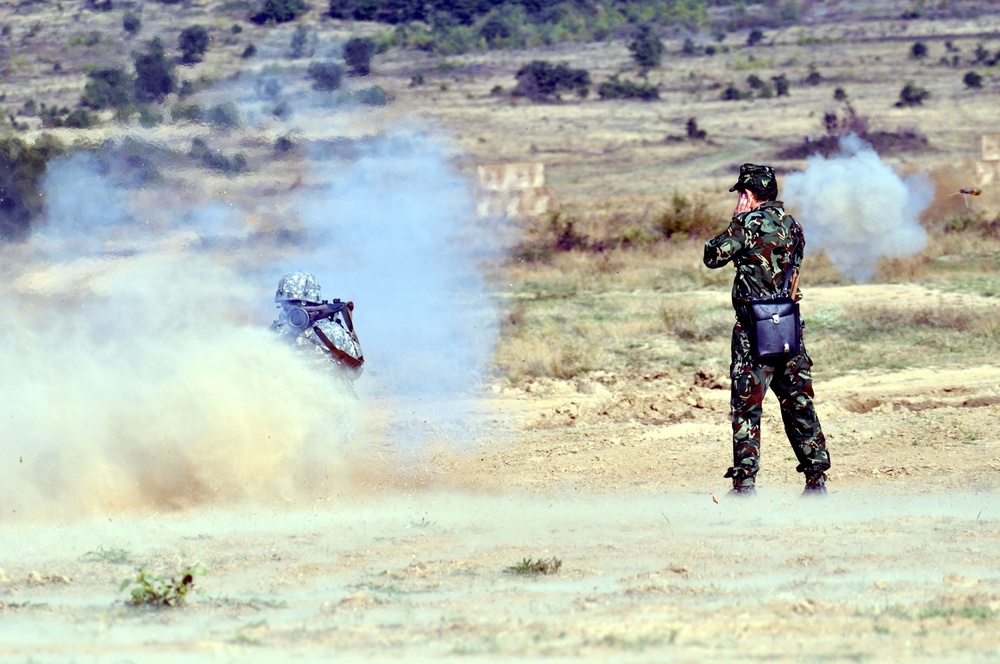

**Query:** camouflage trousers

left=725, top=323, right=830, bottom=488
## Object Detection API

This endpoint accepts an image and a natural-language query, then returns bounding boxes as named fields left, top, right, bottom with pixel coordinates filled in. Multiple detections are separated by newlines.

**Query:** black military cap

left=729, top=163, right=776, bottom=193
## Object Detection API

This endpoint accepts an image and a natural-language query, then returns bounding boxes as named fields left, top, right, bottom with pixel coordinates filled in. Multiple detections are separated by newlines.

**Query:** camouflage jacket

left=703, top=200, right=804, bottom=309
left=270, top=312, right=365, bottom=381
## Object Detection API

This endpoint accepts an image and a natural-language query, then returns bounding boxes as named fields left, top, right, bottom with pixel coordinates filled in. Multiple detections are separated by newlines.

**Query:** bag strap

left=778, top=236, right=801, bottom=297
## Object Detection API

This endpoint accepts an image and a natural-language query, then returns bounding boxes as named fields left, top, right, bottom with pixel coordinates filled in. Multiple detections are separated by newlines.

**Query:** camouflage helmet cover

left=729, top=163, right=778, bottom=200
left=275, top=271, right=322, bottom=303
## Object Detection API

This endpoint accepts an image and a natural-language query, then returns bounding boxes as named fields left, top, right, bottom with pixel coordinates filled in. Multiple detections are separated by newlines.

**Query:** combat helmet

left=275, top=271, right=322, bottom=304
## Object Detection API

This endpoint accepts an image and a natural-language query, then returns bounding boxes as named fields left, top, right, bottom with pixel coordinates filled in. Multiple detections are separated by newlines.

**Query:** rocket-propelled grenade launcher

left=285, top=298, right=355, bottom=333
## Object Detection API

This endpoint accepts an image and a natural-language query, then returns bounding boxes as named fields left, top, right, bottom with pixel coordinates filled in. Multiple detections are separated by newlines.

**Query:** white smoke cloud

left=782, top=134, right=934, bottom=281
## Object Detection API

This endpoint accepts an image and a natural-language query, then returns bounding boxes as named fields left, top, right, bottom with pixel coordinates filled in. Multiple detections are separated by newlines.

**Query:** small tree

left=911, top=41, right=928, bottom=59
left=963, top=71, right=983, bottom=88
left=178, top=25, right=210, bottom=65
left=628, top=24, right=663, bottom=73
left=747, top=28, right=764, bottom=47
left=343, top=36, right=375, bottom=75
left=133, top=37, right=176, bottom=103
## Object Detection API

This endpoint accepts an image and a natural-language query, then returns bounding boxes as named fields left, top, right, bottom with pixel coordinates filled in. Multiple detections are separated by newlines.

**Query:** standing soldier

left=703, top=164, right=831, bottom=496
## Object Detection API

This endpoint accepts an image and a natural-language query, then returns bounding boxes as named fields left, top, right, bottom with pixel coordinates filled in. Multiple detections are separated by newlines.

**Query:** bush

left=82, top=67, right=134, bottom=109
left=207, top=103, right=241, bottom=128
left=241, top=44, right=257, bottom=58
left=63, top=109, right=96, bottom=128
left=355, top=85, right=390, bottom=105
left=0, top=135, right=66, bottom=242
left=597, top=74, right=659, bottom=101
left=178, top=25, right=210, bottom=65
left=896, top=81, right=930, bottom=107
left=685, top=117, right=706, bottom=140
left=133, top=37, right=176, bottom=103
left=513, top=60, right=590, bottom=101
left=252, top=0, right=310, bottom=24
left=771, top=74, right=789, bottom=96
left=659, top=191, right=714, bottom=238
left=963, top=71, right=983, bottom=88
left=747, top=28, right=764, bottom=47
left=343, top=36, right=375, bottom=75
left=123, top=10, right=141, bottom=35
left=911, top=41, right=928, bottom=59
left=628, top=24, right=663, bottom=72
left=307, top=60, right=343, bottom=91
left=720, top=83, right=752, bottom=101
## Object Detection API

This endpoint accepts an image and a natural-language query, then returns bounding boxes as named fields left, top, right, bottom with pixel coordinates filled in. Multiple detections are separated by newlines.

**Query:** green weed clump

left=505, top=557, right=562, bottom=576
left=120, top=565, right=203, bottom=607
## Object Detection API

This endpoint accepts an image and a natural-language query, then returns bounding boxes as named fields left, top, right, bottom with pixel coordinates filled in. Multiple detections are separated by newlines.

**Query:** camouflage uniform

left=270, top=272, right=365, bottom=383
left=703, top=164, right=830, bottom=492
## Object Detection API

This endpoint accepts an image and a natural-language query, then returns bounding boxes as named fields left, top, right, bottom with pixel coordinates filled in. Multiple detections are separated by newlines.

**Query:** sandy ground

left=3, top=284, right=999, bottom=662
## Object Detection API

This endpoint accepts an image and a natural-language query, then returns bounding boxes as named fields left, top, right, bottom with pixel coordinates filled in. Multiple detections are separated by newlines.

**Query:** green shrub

left=307, top=60, right=343, bottom=91
left=63, top=109, right=96, bottom=128
left=911, top=41, right=928, bottom=59
left=252, top=0, right=310, bottom=24
left=720, top=83, right=753, bottom=101
left=772, top=74, right=789, bottom=96
left=344, top=36, right=375, bottom=75
left=629, top=24, right=663, bottom=72
left=206, top=103, right=241, bottom=128
left=120, top=566, right=201, bottom=607
left=123, top=10, right=141, bottom=35
left=685, top=117, right=706, bottom=140
left=172, top=103, right=204, bottom=122
left=355, top=85, right=390, bottom=105
left=658, top=191, right=714, bottom=238
left=133, top=37, right=176, bottom=103
left=178, top=25, right=210, bottom=65
left=963, top=71, right=983, bottom=88
left=747, top=28, right=764, bottom=47
left=82, top=68, right=134, bottom=109
left=513, top=60, right=590, bottom=101
left=0, top=135, right=66, bottom=242
left=241, top=44, right=257, bottom=58
left=895, top=81, right=930, bottom=107
left=597, top=74, right=659, bottom=101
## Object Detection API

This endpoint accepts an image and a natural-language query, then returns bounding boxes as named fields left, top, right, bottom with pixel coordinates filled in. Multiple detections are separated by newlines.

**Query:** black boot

left=728, top=485, right=756, bottom=497
left=802, top=472, right=827, bottom=496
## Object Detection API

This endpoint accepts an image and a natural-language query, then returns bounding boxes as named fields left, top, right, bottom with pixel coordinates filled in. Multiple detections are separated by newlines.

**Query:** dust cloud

left=782, top=134, right=934, bottom=281
left=0, top=66, right=503, bottom=521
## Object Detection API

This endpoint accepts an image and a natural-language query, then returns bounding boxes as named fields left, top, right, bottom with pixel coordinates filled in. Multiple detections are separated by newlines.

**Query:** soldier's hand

left=733, top=191, right=753, bottom=216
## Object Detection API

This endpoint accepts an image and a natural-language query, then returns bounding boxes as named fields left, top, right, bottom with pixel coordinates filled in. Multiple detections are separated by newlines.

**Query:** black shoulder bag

left=740, top=258, right=801, bottom=361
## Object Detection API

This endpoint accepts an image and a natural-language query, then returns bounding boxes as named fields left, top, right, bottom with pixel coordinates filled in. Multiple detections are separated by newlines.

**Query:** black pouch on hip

left=740, top=249, right=801, bottom=361
left=743, top=296, right=801, bottom=360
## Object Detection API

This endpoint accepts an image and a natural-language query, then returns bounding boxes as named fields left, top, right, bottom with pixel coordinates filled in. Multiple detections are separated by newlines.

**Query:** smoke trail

left=782, top=134, right=933, bottom=281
